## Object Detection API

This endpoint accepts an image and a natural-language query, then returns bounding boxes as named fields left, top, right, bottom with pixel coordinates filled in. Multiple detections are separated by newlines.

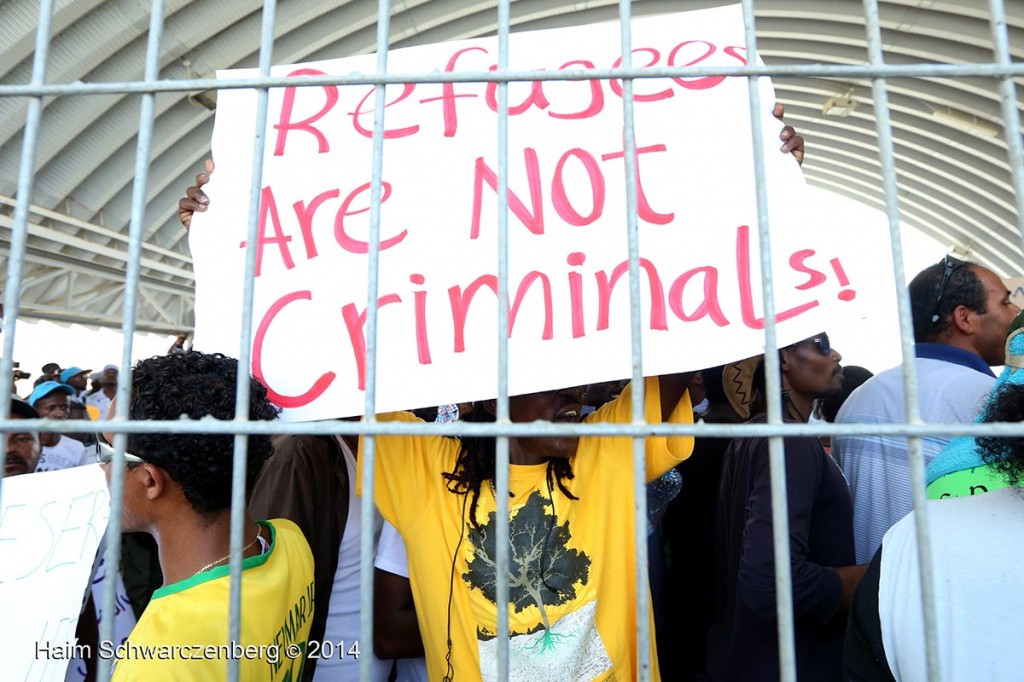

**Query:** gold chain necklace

left=192, top=527, right=262, bottom=577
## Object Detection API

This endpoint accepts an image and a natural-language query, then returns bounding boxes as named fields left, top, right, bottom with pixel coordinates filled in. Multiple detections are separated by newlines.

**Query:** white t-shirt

left=374, top=521, right=429, bottom=682
left=313, top=442, right=390, bottom=682
left=877, top=487, right=1024, bottom=681
left=86, top=391, right=113, bottom=420
left=35, top=435, right=88, bottom=472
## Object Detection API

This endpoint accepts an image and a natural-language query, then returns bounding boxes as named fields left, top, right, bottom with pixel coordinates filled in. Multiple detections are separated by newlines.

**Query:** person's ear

left=950, top=304, right=975, bottom=335
left=779, top=348, right=792, bottom=372
left=778, top=349, right=795, bottom=391
left=482, top=399, right=497, bottom=417
left=137, top=464, right=168, bottom=501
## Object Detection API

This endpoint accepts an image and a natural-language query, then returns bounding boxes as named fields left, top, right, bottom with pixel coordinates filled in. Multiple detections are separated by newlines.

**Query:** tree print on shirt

left=463, top=490, right=591, bottom=652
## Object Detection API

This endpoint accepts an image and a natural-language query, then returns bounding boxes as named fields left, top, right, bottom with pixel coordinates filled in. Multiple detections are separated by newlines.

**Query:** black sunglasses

left=789, top=333, right=831, bottom=356
left=931, top=255, right=967, bottom=323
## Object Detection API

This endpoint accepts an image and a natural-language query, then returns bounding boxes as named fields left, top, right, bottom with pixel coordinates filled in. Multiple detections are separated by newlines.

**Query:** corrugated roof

left=0, top=0, right=1021, bottom=331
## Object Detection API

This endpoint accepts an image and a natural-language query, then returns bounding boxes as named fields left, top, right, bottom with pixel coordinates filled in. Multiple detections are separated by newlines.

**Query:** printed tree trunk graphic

left=463, top=490, right=591, bottom=652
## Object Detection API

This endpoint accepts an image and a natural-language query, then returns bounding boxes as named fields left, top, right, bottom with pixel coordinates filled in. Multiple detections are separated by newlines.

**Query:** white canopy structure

left=1, top=0, right=1021, bottom=333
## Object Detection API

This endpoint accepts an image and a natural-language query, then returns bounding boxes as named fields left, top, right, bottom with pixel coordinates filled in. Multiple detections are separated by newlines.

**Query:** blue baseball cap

left=59, top=366, right=91, bottom=383
left=27, top=381, right=75, bottom=407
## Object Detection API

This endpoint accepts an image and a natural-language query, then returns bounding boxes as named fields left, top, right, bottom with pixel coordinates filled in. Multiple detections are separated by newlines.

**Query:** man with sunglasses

left=833, top=256, right=1019, bottom=565
left=707, top=332, right=862, bottom=682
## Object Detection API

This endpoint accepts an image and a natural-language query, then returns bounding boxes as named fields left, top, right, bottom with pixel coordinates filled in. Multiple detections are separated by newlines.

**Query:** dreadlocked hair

left=441, top=401, right=579, bottom=530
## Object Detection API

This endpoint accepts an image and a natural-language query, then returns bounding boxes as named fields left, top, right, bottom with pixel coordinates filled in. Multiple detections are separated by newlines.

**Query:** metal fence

left=1, top=1, right=1023, bottom=681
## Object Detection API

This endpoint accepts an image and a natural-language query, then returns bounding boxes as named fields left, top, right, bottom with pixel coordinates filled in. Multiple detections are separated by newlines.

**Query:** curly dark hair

left=127, top=351, right=280, bottom=517
left=975, top=382, right=1024, bottom=488
left=441, top=402, right=578, bottom=530
left=909, top=259, right=987, bottom=342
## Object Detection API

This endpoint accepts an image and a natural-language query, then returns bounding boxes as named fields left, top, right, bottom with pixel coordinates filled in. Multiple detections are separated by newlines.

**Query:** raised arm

left=657, top=372, right=695, bottom=423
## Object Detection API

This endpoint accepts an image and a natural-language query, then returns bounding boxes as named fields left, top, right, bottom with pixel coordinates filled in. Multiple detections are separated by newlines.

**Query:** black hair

left=909, top=259, right=987, bottom=342
left=975, top=382, right=1024, bottom=488
left=751, top=356, right=806, bottom=421
left=820, top=365, right=874, bottom=422
left=411, top=405, right=439, bottom=422
left=127, top=351, right=280, bottom=517
left=441, top=401, right=578, bottom=530
left=701, top=365, right=728, bottom=406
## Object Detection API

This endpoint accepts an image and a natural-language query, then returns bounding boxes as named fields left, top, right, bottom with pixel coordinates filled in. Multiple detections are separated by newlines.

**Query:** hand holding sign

left=773, top=103, right=804, bottom=165
left=178, top=158, right=214, bottom=230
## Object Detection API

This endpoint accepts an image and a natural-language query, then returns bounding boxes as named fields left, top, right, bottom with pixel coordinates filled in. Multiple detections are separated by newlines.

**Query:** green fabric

left=151, top=520, right=275, bottom=599
left=926, top=464, right=1010, bottom=500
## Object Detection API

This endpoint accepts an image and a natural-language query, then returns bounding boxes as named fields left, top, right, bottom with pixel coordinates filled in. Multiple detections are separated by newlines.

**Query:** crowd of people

left=7, top=112, right=1024, bottom=682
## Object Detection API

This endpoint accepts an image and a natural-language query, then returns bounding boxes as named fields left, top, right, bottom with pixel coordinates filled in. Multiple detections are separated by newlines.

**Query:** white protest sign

left=191, top=4, right=895, bottom=420
left=0, top=466, right=110, bottom=682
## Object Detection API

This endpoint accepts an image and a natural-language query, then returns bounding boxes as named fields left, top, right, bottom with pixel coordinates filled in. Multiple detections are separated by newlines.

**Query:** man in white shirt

left=28, top=380, right=88, bottom=472
left=844, top=378, right=1024, bottom=682
left=86, top=364, right=118, bottom=419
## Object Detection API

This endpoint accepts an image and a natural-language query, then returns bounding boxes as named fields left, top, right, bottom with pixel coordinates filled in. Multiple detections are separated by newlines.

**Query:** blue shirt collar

left=915, top=342, right=996, bottom=377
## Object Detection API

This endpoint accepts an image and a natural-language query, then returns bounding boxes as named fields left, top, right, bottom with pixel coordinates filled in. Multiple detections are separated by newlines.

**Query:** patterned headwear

left=721, top=355, right=763, bottom=422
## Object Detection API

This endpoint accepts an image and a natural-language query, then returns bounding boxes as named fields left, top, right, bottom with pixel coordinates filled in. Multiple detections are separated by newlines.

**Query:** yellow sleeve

left=590, top=377, right=694, bottom=481
left=356, top=411, right=446, bottom=529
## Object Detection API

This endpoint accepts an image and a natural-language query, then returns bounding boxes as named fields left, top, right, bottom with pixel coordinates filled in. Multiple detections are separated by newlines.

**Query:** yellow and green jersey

left=111, top=519, right=314, bottom=682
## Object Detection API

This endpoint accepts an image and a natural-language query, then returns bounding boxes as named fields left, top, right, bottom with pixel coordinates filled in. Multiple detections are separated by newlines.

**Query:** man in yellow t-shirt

left=98, top=352, right=315, bottom=681
left=360, top=375, right=693, bottom=681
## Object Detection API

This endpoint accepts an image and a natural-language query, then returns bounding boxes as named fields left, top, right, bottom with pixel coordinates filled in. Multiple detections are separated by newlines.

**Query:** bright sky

left=7, top=322, right=176, bottom=398
left=803, top=186, right=947, bottom=374
left=2, top=187, right=945, bottom=396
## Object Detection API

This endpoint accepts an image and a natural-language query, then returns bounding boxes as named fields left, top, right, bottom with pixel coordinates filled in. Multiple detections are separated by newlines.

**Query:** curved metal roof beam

left=806, top=156, right=1022, bottom=274
left=813, top=131, right=1017, bottom=233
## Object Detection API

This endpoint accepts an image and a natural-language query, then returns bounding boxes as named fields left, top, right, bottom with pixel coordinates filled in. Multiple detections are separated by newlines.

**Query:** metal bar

left=2, top=8, right=1019, bottom=682
left=96, top=1, right=167, bottom=680
left=613, top=2, right=651, bottom=679
left=861, top=2, right=940, bottom=681
left=359, top=0, right=394, bottom=678
left=988, top=0, right=1024, bottom=248
left=740, top=2, right=796, bottom=680
left=494, top=0, right=512, bottom=679
left=226, top=2, right=278, bottom=681
left=10, top=416, right=1024, bottom=439
left=0, top=0, right=54, bottom=501
left=3, top=62, right=1024, bottom=97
